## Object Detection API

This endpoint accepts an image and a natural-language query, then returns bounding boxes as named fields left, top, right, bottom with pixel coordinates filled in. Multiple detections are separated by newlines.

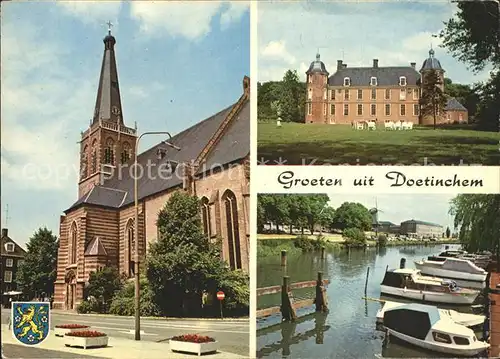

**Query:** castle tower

left=305, top=53, right=329, bottom=124
left=78, top=25, right=137, bottom=198
left=420, top=48, right=445, bottom=92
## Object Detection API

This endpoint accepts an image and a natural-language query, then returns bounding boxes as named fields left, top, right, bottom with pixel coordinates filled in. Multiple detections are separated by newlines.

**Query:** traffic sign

left=216, top=291, right=225, bottom=301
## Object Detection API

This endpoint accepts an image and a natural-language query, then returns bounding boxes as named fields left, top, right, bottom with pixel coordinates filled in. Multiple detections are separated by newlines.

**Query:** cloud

left=261, top=40, right=296, bottom=65
left=220, top=1, right=249, bottom=29
left=56, top=1, right=123, bottom=25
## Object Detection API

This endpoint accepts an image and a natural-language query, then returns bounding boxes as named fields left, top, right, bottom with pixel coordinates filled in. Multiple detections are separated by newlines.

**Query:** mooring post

left=321, top=246, right=325, bottom=259
left=365, top=267, right=370, bottom=294
left=315, top=271, right=328, bottom=312
left=400, top=258, right=406, bottom=269
left=281, top=275, right=296, bottom=321
left=281, top=250, right=287, bottom=267
left=385, top=264, right=389, bottom=272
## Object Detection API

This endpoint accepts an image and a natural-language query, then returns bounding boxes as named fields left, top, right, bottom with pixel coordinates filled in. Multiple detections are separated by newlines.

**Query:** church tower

left=78, top=25, right=137, bottom=198
left=305, top=53, right=329, bottom=124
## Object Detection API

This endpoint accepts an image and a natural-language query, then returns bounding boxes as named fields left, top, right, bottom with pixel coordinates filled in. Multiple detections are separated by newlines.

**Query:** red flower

left=171, top=334, right=215, bottom=343
left=65, top=330, right=107, bottom=337
left=56, top=324, right=90, bottom=329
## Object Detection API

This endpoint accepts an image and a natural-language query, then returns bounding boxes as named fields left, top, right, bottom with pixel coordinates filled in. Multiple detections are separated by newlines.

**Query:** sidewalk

left=1, top=325, right=248, bottom=359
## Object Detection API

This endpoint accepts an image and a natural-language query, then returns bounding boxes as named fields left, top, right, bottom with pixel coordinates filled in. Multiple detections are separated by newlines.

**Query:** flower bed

left=64, top=330, right=108, bottom=349
left=170, top=334, right=218, bottom=356
left=54, top=324, right=90, bottom=337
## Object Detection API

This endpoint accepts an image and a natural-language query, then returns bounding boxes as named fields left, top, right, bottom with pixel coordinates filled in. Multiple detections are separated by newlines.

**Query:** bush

left=343, top=228, right=366, bottom=247
left=377, top=234, right=388, bottom=247
left=109, top=277, right=162, bottom=317
left=85, top=267, right=123, bottom=313
left=293, top=235, right=314, bottom=251
left=76, top=300, right=98, bottom=314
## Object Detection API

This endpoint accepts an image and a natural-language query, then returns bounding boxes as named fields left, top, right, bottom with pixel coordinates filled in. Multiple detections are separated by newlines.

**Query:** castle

left=53, top=30, right=250, bottom=310
left=305, top=49, right=468, bottom=125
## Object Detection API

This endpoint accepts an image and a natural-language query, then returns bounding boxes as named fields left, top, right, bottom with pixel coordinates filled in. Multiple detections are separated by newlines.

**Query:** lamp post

left=133, top=131, right=180, bottom=341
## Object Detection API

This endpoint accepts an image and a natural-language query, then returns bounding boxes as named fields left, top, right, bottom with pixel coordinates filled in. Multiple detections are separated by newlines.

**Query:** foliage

left=146, top=192, right=249, bottom=317
left=377, top=234, right=388, bottom=247
left=171, top=334, right=215, bottom=343
left=109, top=276, right=161, bottom=317
left=293, top=234, right=326, bottom=252
left=256, top=239, right=301, bottom=258
left=55, top=324, right=89, bottom=329
left=449, top=195, right=500, bottom=257
left=65, top=331, right=107, bottom=337
left=85, top=267, right=123, bottom=313
left=17, top=227, right=58, bottom=299
left=76, top=300, right=97, bottom=314
left=342, top=228, right=366, bottom=247
left=332, top=202, right=372, bottom=231
left=419, top=69, right=448, bottom=129
left=444, top=78, right=480, bottom=119
left=446, top=226, right=451, bottom=238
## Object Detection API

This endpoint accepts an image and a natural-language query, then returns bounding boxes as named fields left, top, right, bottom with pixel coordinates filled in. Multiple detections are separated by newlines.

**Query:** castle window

left=343, top=77, right=351, bottom=86
left=357, top=104, right=363, bottom=116
left=308, top=88, right=312, bottom=100
left=308, top=75, right=312, bottom=83
left=121, top=142, right=131, bottom=164
left=385, top=89, right=391, bottom=100
left=70, top=222, right=77, bottom=264
left=307, top=103, right=312, bottom=115
left=330, top=104, right=335, bottom=115
left=201, top=197, right=211, bottom=238
left=413, top=104, right=419, bottom=116
left=371, top=104, right=376, bottom=116
left=371, top=89, right=376, bottom=100
left=385, top=104, right=391, bottom=116
left=104, top=138, right=115, bottom=165
left=126, top=219, right=135, bottom=278
left=330, top=90, right=335, bottom=100
left=223, top=190, right=241, bottom=270
left=399, top=76, right=407, bottom=86
left=344, top=89, right=350, bottom=100
left=323, top=103, right=327, bottom=115
left=323, top=89, right=327, bottom=100
left=343, top=104, right=349, bottom=116
left=357, top=89, right=362, bottom=100
left=400, top=104, right=406, bottom=116
left=370, top=77, right=377, bottom=86
left=400, top=88, right=406, bottom=100
left=413, top=88, right=419, bottom=100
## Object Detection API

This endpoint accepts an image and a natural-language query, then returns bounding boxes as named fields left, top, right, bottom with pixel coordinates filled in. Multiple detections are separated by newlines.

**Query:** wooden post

left=320, top=246, right=325, bottom=259
left=280, top=276, right=296, bottom=321
left=281, top=250, right=287, bottom=267
left=365, top=267, right=370, bottom=294
left=400, top=258, right=406, bottom=269
left=385, top=264, right=389, bottom=272
left=315, top=271, right=328, bottom=312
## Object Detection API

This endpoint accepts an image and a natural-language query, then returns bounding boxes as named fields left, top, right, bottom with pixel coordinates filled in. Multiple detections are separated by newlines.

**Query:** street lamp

left=133, top=131, right=180, bottom=341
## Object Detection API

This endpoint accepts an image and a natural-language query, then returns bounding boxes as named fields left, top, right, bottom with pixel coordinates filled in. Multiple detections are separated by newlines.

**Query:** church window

left=330, top=104, right=335, bottom=115
left=400, top=88, right=406, bottom=100
left=330, top=90, right=335, bottom=100
left=371, top=89, right=376, bottom=100
left=385, top=104, right=391, bottom=116
left=126, top=219, right=135, bottom=278
left=344, top=89, right=350, bottom=100
left=370, top=77, right=377, bottom=86
left=121, top=142, right=131, bottom=164
left=81, top=145, right=88, bottom=179
left=385, top=89, right=391, bottom=100
left=201, top=197, right=211, bottom=238
left=400, top=104, right=406, bottom=116
left=91, top=140, right=97, bottom=174
left=413, top=104, right=419, bottom=116
left=371, top=104, right=376, bottom=116
left=399, top=76, right=407, bottom=86
left=343, top=104, right=349, bottom=116
left=357, top=104, right=363, bottom=116
left=343, top=77, right=351, bottom=86
left=70, top=222, right=77, bottom=264
left=307, top=88, right=312, bottom=100
left=223, top=190, right=241, bottom=270
left=357, top=89, right=362, bottom=100
left=307, top=103, right=312, bottom=115
left=104, top=138, right=115, bottom=165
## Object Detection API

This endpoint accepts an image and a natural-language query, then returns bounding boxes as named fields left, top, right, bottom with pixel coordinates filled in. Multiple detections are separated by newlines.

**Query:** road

left=1, top=308, right=249, bottom=357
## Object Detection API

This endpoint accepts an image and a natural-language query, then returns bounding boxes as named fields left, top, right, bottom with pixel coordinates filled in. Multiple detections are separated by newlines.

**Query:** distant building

left=375, top=221, right=400, bottom=234
left=400, top=219, right=443, bottom=237
left=305, top=49, right=468, bottom=125
left=0, top=228, right=26, bottom=295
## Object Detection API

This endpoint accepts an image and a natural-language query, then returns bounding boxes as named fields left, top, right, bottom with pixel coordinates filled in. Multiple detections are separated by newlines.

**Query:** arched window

left=80, top=145, right=88, bottom=179
left=91, top=140, right=97, bottom=174
left=70, top=222, right=77, bottom=264
left=200, top=197, right=211, bottom=238
left=223, top=190, right=241, bottom=270
left=104, top=138, right=115, bottom=165
left=126, top=219, right=135, bottom=277
left=121, top=142, right=131, bottom=164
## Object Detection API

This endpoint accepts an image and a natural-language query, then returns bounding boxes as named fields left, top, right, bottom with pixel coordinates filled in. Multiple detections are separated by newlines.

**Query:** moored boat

left=380, top=268, right=479, bottom=305
left=382, top=303, right=489, bottom=356
left=438, top=250, right=491, bottom=269
left=414, top=256, right=487, bottom=282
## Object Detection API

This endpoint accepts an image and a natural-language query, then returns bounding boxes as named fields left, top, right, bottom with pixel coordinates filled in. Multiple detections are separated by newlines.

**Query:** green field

left=257, top=122, right=500, bottom=165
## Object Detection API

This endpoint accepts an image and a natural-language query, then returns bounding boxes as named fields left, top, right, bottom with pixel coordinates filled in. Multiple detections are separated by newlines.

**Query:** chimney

left=337, top=60, right=343, bottom=71
left=342, top=64, right=347, bottom=69
left=373, top=59, right=379, bottom=68
left=1, top=228, right=7, bottom=237
left=410, top=62, right=416, bottom=69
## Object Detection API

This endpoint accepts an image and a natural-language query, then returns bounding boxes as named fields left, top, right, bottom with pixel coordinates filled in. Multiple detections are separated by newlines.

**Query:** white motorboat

left=383, top=303, right=489, bottom=356
left=376, top=300, right=485, bottom=327
left=414, top=256, right=487, bottom=282
left=380, top=268, right=480, bottom=305
left=438, top=250, right=491, bottom=269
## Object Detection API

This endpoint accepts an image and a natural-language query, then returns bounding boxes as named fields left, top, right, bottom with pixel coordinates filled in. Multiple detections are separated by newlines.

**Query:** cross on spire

left=106, top=20, right=113, bottom=35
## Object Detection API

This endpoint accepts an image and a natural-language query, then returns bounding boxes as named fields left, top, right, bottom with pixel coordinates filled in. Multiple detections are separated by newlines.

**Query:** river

left=257, top=244, right=486, bottom=358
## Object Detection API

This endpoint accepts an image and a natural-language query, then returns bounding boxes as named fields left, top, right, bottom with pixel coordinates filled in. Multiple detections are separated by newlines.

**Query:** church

left=53, top=30, right=250, bottom=310
left=305, top=48, right=468, bottom=125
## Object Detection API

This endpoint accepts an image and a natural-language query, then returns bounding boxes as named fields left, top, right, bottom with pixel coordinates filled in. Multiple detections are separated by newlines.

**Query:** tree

left=444, top=78, right=480, bottom=119
left=446, top=226, right=451, bottom=238
left=449, top=194, right=500, bottom=269
left=420, top=69, right=448, bottom=129
left=146, top=192, right=249, bottom=317
left=332, top=202, right=372, bottom=231
left=342, top=228, right=366, bottom=247
left=17, top=227, right=58, bottom=299
left=278, top=70, right=306, bottom=123
left=84, top=267, right=123, bottom=313
left=377, top=234, right=388, bottom=247
left=257, top=81, right=282, bottom=121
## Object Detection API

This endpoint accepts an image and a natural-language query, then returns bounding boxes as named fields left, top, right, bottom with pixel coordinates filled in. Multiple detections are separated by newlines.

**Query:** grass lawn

left=257, top=122, right=500, bottom=165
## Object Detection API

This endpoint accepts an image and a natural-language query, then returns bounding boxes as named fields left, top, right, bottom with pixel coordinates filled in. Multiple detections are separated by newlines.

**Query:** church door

left=66, top=271, right=76, bottom=310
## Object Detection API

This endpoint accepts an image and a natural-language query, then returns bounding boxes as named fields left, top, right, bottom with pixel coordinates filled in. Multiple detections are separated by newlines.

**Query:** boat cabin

left=381, top=269, right=458, bottom=292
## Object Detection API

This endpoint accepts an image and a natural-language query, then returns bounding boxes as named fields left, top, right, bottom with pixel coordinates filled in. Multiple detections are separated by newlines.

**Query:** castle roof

left=445, top=97, right=467, bottom=112
left=328, top=66, right=420, bottom=86
left=306, top=53, right=329, bottom=75
left=420, top=48, right=444, bottom=72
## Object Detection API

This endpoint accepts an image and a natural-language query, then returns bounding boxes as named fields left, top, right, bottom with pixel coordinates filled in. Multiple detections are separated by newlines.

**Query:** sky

left=328, top=194, right=457, bottom=230
left=257, top=1, right=491, bottom=85
left=1, top=1, right=249, bottom=247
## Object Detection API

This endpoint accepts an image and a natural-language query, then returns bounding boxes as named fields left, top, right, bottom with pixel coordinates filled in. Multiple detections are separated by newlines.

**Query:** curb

left=50, top=311, right=249, bottom=322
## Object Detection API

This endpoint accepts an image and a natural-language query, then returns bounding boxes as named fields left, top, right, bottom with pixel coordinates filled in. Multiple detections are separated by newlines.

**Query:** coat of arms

left=11, top=302, right=50, bottom=345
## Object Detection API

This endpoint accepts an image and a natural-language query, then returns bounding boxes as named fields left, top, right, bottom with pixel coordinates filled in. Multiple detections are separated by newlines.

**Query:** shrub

left=171, top=334, right=215, bottom=343
left=109, top=276, right=161, bottom=317
left=342, top=228, right=366, bottom=247
left=293, top=235, right=314, bottom=251
left=55, top=324, right=89, bottom=329
left=377, top=234, right=388, bottom=247
left=65, top=330, right=107, bottom=337
left=76, top=300, right=98, bottom=314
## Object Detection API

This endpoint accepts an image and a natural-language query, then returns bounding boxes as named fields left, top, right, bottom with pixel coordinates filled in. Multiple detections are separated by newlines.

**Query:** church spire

left=93, top=22, right=124, bottom=125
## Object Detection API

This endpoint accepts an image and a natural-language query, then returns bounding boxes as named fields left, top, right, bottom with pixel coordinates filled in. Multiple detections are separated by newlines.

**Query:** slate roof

left=401, top=219, right=442, bottom=228
left=328, top=66, right=421, bottom=87
left=84, top=236, right=108, bottom=256
left=67, top=97, right=249, bottom=212
left=420, top=49, right=444, bottom=72
left=1, top=229, right=26, bottom=257
left=378, top=221, right=396, bottom=226
left=306, top=54, right=329, bottom=75
left=445, top=97, right=467, bottom=112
